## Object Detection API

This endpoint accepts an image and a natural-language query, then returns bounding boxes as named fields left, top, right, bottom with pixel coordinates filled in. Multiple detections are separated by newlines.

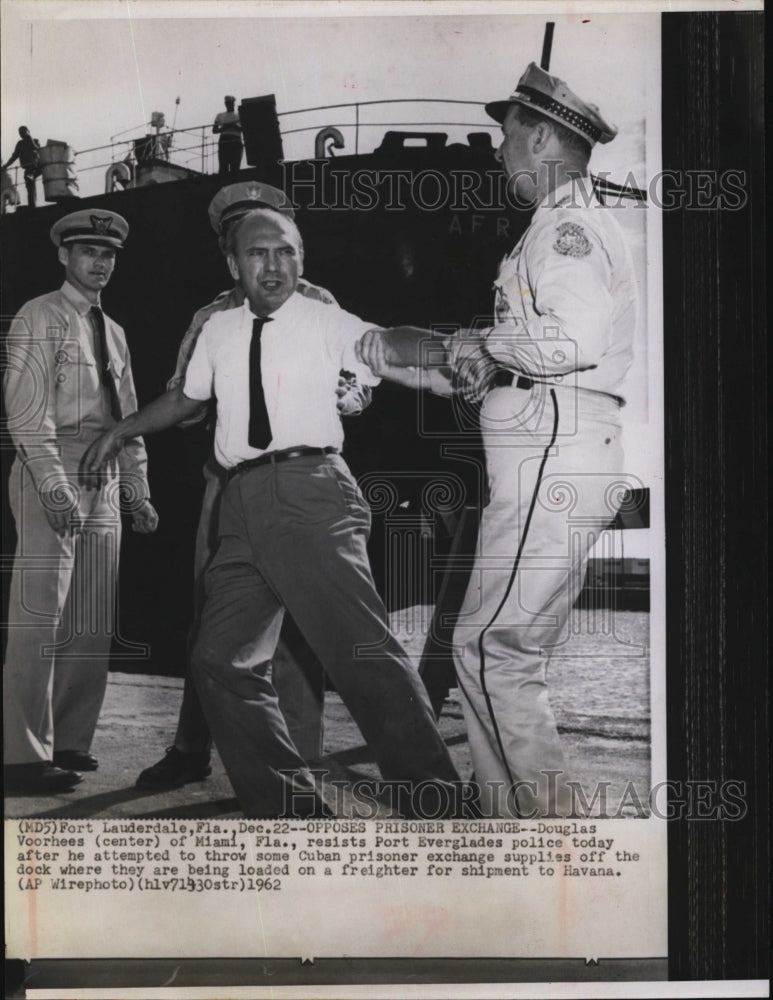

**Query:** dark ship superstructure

left=1, top=84, right=649, bottom=683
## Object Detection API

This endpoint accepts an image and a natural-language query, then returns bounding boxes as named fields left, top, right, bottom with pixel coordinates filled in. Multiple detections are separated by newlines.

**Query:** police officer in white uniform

left=4, top=210, right=158, bottom=794
left=358, top=63, right=637, bottom=818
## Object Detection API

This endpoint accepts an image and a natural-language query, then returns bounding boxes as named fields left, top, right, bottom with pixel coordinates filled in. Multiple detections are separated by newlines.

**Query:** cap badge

left=90, top=214, right=115, bottom=235
left=245, top=183, right=262, bottom=201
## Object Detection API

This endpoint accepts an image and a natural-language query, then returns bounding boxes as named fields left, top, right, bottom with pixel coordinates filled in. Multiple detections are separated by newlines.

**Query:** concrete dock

left=5, top=609, right=651, bottom=819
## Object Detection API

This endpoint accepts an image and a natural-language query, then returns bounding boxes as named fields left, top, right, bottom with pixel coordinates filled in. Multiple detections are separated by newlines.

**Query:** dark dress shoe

left=5, top=762, right=84, bottom=793
left=136, top=747, right=212, bottom=790
left=53, top=750, right=99, bottom=771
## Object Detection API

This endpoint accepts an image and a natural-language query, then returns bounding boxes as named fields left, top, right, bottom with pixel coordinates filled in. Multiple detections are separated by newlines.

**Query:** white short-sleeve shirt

left=183, top=293, right=379, bottom=469
left=460, top=177, right=638, bottom=399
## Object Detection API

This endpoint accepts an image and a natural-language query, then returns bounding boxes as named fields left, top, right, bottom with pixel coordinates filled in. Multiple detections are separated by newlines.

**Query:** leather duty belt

left=492, top=370, right=624, bottom=408
left=227, top=446, right=339, bottom=480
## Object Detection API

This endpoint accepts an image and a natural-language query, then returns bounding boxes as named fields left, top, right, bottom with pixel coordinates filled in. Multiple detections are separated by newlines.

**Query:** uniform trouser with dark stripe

left=453, top=385, right=625, bottom=818
left=191, top=453, right=460, bottom=817
left=3, top=453, right=120, bottom=764
left=173, top=455, right=325, bottom=760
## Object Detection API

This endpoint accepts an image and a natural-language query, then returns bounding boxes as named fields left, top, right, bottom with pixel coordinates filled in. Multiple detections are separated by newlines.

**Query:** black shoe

left=136, top=747, right=212, bottom=790
left=53, top=750, right=99, bottom=771
left=5, top=762, right=84, bottom=794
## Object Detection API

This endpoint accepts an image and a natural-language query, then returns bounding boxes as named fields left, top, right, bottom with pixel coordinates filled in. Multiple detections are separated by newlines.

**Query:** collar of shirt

left=201, top=290, right=354, bottom=465
left=60, top=280, right=101, bottom=316
left=243, top=290, right=299, bottom=325
left=533, top=176, right=601, bottom=222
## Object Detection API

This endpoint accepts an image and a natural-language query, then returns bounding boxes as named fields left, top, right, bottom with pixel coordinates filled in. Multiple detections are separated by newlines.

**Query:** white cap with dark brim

left=485, top=62, right=617, bottom=146
left=208, top=180, right=296, bottom=234
left=50, top=210, right=129, bottom=249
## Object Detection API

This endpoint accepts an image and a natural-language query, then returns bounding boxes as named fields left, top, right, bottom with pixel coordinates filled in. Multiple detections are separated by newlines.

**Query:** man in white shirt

left=357, top=63, right=637, bottom=818
left=83, top=207, right=460, bottom=817
left=136, top=180, right=371, bottom=791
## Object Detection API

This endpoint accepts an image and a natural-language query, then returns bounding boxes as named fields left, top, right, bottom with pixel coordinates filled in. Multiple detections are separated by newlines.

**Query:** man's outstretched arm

left=3, top=147, right=20, bottom=170
left=80, top=386, right=207, bottom=488
left=356, top=326, right=457, bottom=395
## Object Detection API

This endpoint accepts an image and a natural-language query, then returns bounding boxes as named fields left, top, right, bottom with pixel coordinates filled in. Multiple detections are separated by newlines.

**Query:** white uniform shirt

left=183, top=292, right=379, bottom=469
left=464, top=177, right=638, bottom=399
left=3, top=280, right=149, bottom=494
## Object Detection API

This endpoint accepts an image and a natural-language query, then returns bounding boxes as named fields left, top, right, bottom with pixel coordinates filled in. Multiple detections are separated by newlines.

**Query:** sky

left=2, top=1, right=657, bottom=196
left=1, top=0, right=663, bottom=500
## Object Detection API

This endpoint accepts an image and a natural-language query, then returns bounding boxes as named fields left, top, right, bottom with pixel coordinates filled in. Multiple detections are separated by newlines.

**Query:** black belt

left=227, top=446, right=339, bottom=480
left=492, top=370, right=624, bottom=408
left=491, top=371, right=534, bottom=391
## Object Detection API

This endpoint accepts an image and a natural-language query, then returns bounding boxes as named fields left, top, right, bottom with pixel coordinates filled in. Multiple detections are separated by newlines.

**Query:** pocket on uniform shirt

left=53, top=349, right=96, bottom=392
left=108, top=354, right=125, bottom=382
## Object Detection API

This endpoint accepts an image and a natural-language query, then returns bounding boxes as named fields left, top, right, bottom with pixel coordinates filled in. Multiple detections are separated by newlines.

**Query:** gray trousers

left=4, top=453, right=120, bottom=764
left=191, top=452, right=459, bottom=817
left=173, top=455, right=325, bottom=760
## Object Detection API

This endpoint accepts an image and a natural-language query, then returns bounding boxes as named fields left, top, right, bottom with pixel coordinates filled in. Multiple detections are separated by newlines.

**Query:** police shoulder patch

left=553, top=221, right=592, bottom=258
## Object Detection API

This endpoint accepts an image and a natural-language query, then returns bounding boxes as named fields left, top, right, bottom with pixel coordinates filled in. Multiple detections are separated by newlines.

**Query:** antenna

left=171, top=96, right=181, bottom=133
left=540, top=22, right=555, bottom=71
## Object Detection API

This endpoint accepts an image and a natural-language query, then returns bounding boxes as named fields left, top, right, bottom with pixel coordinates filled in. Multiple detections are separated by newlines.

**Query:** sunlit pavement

left=5, top=609, right=650, bottom=819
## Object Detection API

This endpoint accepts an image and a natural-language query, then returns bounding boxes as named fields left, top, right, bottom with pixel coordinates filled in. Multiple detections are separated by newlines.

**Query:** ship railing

left=277, top=98, right=499, bottom=159
left=2, top=99, right=501, bottom=207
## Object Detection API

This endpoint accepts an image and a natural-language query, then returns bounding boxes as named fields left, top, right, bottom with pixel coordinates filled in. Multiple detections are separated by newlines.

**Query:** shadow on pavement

left=13, top=785, right=154, bottom=819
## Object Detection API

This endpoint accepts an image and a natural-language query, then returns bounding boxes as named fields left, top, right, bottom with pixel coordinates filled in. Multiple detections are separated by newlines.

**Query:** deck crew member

left=358, top=63, right=636, bottom=818
left=212, top=95, right=243, bottom=176
left=83, top=206, right=461, bottom=817
left=4, top=210, right=158, bottom=794
left=137, top=181, right=372, bottom=790
left=2, top=126, right=41, bottom=208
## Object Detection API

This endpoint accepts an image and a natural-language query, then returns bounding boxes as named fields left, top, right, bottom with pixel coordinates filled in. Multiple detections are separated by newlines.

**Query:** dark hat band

left=516, top=85, right=602, bottom=143
left=60, top=227, right=123, bottom=245
left=221, top=198, right=294, bottom=223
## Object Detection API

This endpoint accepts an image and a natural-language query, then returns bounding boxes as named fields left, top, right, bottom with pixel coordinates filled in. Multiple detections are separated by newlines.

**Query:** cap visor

left=62, top=237, right=124, bottom=249
left=485, top=100, right=514, bottom=123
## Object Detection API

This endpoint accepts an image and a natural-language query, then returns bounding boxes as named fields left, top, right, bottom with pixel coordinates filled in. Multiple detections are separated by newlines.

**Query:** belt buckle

left=279, top=447, right=306, bottom=463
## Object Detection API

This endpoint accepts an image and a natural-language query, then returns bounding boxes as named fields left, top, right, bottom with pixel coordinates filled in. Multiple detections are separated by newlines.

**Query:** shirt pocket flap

left=55, top=339, right=95, bottom=367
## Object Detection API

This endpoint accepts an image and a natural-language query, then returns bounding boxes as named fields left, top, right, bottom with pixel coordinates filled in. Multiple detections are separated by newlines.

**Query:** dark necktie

left=248, top=316, right=273, bottom=449
left=89, top=305, right=122, bottom=422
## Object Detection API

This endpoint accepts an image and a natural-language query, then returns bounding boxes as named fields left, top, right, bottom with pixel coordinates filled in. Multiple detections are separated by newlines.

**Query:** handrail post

left=355, top=104, right=359, bottom=155
left=201, top=128, right=205, bottom=173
